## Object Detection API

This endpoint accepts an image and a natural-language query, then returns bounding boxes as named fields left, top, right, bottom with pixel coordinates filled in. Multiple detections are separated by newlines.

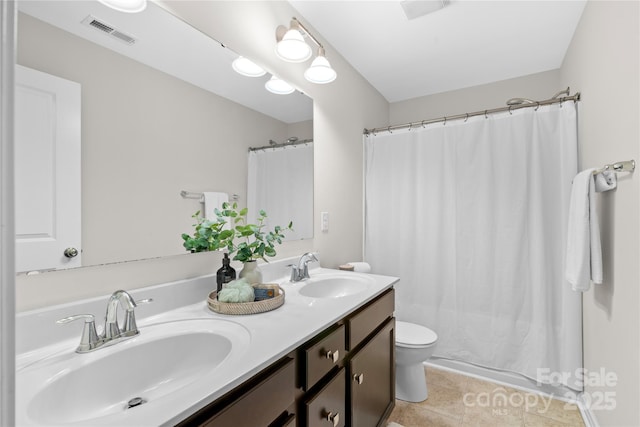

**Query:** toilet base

left=395, top=363, right=428, bottom=403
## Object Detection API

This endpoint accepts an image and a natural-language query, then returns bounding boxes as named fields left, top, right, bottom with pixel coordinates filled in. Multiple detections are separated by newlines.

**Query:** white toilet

left=395, top=321, right=438, bottom=402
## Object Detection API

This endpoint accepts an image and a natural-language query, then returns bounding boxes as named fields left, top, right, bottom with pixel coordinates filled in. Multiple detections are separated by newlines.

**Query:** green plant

left=181, top=202, right=292, bottom=263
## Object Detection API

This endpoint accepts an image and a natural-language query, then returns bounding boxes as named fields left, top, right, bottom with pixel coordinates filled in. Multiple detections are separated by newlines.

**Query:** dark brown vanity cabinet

left=348, top=319, right=395, bottom=427
left=300, top=289, right=395, bottom=427
left=177, top=288, right=395, bottom=427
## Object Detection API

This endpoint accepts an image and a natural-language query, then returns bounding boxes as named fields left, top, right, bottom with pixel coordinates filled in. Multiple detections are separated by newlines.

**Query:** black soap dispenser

left=216, top=253, right=236, bottom=292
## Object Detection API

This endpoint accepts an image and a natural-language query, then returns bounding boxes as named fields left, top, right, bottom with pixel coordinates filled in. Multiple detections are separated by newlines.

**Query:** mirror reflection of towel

left=201, top=192, right=229, bottom=220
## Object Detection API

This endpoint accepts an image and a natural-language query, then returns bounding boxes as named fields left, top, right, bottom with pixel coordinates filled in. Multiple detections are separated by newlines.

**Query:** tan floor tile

left=390, top=367, right=586, bottom=427
left=524, top=395, right=584, bottom=426
left=427, top=366, right=469, bottom=392
left=523, top=411, right=582, bottom=427
left=397, top=404, right=462, bottom=427
left=462, top=405, right=524, bottom=427
left=388, top=399, right=410, bottom=424
left=416, top=382, right=466, bottom=420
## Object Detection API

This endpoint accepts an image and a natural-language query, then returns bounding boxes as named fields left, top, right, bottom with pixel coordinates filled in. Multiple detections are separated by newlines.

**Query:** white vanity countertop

left=15, top=258, right=398, bottom=427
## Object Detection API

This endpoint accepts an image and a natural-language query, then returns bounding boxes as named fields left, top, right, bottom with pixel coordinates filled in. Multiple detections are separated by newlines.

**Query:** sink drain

left=125, top=397, right=147, bottom=410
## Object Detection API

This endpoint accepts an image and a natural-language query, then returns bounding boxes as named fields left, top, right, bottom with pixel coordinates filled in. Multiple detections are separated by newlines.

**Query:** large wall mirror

left=15, top=1, right=313, bottom=273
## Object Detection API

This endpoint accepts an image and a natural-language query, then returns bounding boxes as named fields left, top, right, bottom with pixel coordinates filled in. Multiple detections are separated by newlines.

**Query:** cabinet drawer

left=347, top=288, right=394, bottom=350
left=201, top=357, right=295, bottom=427
left=302, top=324, right=345, bottom=390
left=305, top=368, right=346, bottom=427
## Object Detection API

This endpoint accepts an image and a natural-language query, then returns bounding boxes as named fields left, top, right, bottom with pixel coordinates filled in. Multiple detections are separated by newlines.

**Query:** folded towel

left=218, top=278, right=255, bottom=303
left=201, top=192, right=229, bottom=220
left=594, top=170, right=617, bottom=193
left=565, top=169, right=603, bottom=292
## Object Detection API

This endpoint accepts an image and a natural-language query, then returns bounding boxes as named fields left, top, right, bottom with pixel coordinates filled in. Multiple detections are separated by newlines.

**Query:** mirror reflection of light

left=98, top=0, right=147, bottom=13
left=232, top=56, right=267, bottom=77
left=265, top=76, right=295, bottom=95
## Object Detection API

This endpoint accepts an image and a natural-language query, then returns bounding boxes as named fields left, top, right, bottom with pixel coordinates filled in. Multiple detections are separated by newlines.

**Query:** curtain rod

left=363, top=90, right=581, bottom=136
left=248, top=138, right=313, bottom=152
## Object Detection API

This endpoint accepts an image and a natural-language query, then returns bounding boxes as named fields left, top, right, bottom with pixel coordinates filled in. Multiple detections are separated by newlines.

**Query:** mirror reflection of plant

left=181, top=202, right=293, bottom=263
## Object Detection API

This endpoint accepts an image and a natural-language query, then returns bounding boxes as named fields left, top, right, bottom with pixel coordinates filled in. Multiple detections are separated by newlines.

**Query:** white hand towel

left=201, top=192, right=229, bottom=220
left=565, top=169, right=603, bottom=292
left=594, top=170, right=617, bottom=193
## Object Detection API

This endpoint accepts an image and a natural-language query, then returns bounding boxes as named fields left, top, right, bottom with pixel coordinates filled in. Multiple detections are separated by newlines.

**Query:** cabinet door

left=305, top=368, right=346, bottom=427
left=349, top=318, right=395, bottom=427
left=193, top=357, right=295, bottom=427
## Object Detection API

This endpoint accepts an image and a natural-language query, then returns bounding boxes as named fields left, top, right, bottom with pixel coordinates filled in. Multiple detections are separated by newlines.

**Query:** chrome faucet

left=57, top=290, right=152, bottom=353
left=289, top=252, right=318, bottom=282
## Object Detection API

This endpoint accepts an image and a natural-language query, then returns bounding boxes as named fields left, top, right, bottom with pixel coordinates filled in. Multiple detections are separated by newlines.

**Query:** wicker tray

left=207, top=284, right=285, bottom=315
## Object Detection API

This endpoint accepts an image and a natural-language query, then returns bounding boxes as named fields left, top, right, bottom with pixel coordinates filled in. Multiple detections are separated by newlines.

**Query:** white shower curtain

left=248, top=143, right=313, bottom=241
left=364, top=102, right=582, bottom=390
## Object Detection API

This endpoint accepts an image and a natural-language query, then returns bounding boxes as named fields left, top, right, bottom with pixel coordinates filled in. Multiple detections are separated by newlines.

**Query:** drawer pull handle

left=325, top=411, right=340, bottom=427
left=353, top=373, right=364, bottom=384
left=325, top=350, right=339, bottom=363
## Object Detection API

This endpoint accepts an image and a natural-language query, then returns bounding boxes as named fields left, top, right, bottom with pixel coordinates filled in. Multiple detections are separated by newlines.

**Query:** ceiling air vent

left=81, top=15, right=136, bottom=45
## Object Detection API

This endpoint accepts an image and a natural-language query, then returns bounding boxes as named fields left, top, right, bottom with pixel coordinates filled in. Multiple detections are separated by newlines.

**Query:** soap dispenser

left=216, top=253, right=236, bottom=292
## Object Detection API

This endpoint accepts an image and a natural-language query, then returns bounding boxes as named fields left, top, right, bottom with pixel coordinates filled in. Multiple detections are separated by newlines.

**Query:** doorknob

left=64, top=247, right=79, bottom=258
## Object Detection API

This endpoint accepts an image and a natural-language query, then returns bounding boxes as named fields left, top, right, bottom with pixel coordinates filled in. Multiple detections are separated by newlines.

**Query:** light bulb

left=232, top=56, right=266, bottom=77
left=98, top=0, right=147, bottom=13
left=275, top=29, right=312, bottom=63
left=265, top=76, right=295, bottom=95
left=304, top=52, right=337, bottom=84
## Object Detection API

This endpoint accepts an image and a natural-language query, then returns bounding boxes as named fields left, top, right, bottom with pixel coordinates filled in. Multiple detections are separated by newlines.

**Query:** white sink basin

left=298, top=273, right=375, bottom=298
left=18, top=319, right=250, bottom=426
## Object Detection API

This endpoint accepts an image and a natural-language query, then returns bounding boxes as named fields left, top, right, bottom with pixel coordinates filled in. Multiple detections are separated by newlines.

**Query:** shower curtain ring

left=443, top=117, right=447, bottom=126
left=484, top=110, right=488, bottom=119
left=388, top=126, right=392, bottom=134
left=408, top=123, right=412, bottom=131
left=535, top=102, right=540, bottom=111
left=509, top=105, right=513, bottom=115
left=464, top=113, right=469, bottom=122
left=421, top=120, right=426, bottom=128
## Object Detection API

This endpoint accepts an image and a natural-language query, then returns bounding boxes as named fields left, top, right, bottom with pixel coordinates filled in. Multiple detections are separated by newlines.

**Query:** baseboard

left=575, top=393, right=600, bottom=427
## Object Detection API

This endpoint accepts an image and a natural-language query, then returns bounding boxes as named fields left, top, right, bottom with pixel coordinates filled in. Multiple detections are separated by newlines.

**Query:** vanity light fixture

left=97, top=0, right=147, bottom=13
left=232, top=56, right=267, bottom=77
left=304, top=47, right=337, bottom=84
left=265, top=75, right=295, bottom=95
left=275, top=19, right=312, bottom=63
left=276, top=17, right=337, bottom=84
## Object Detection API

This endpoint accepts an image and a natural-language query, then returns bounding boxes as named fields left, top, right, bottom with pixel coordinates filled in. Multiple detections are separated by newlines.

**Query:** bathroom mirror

left=15, top=1, right=313, bottom=273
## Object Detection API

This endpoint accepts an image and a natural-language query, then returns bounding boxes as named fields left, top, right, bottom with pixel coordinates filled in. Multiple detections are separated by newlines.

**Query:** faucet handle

left=287, top=264, right=300, bottom=282
left=121, top=297, right=153, bottom=337
left=57, top=314, right=102, bottom=353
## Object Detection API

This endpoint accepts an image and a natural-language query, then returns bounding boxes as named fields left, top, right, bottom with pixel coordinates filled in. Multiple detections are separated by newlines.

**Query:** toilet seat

left=396, top=321, right=438, bottom=348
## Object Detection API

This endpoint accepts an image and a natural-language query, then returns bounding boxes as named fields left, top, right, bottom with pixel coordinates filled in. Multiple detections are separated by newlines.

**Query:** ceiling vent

left=400, top=0, right=449, bottom=20
left=81, top=15, right=136, bottom=45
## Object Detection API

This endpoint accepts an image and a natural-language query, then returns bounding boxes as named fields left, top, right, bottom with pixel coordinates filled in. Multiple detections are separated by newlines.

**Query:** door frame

left=0, top=1, right=17, bottom=425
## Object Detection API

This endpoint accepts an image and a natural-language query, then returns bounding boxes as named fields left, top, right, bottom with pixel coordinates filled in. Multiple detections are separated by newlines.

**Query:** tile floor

left=388, top=366, right=586, bottom=427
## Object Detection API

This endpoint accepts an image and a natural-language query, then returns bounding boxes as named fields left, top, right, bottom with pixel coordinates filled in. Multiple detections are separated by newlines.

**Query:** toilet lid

left=396, top=321, right=438, bottom=346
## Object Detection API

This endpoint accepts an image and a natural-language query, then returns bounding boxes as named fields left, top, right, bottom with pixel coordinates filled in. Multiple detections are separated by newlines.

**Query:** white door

left=15, top=65, right=81, bottom=272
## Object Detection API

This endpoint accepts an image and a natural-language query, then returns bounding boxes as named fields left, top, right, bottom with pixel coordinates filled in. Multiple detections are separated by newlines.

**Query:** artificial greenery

left=181, top=202, right=292, bottom=263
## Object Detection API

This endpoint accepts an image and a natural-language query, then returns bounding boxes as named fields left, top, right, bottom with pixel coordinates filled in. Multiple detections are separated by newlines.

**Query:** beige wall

left=17, top=13, right=292, bottom=266
left=561, top=1, right=640, bottom=426
left=16, top=1, right=388, bottom=310
left=390, top=69, right=561, bottom=124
